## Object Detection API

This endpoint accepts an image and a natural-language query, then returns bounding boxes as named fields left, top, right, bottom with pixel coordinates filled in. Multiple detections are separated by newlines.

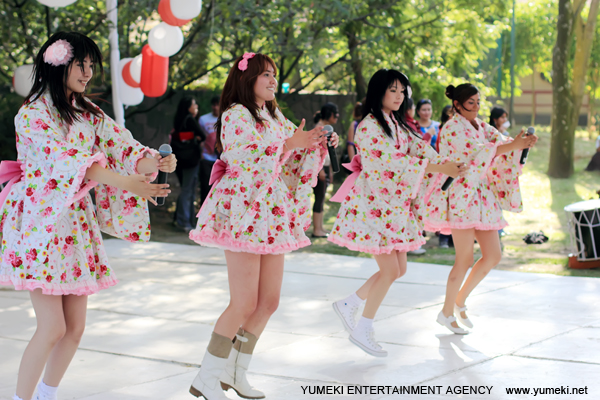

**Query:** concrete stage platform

left=1, top=240, right=599, bottom=399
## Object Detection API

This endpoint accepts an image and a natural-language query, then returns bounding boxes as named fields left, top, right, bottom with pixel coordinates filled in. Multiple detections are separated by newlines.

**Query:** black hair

left=313, top=102, right=339, bottom=124
left=489, top=106, right=507, bottom=128
left=26, top=31, right=104, bottom=126
left=363, top=69, right=417, bottom=138
left=174, top=96, right=195, bottom=132
left=210, top=95, right=220, bottom=106
left=445, top=83, right=479, bottom=115
left=416, top=99, right=432, bottom=118
left=406, top=98, right=414, bottom=109
left=440, top=105, right=453, bottom=128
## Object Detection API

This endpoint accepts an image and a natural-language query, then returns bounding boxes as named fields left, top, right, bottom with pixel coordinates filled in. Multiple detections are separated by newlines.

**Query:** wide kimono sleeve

left=91, top=108, right=157, bottom=242
left=10, top=103, right=107, bottom=270
left=484, top=124, right=524, bottom=212
left=406, top=133, right=449, bottom=217
left=357, top=118, right=429, bottom=207
left=278, top=110, right=326, bottom=230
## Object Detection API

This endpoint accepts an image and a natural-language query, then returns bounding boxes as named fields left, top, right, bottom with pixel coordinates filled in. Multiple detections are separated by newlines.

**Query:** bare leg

left=455, top=230, right=502, bottom=317
left=362, top=251, right=401, bottom=319
left=241, top=254, right=285, bottom=336
left=312, top=212, right=328, bottom=236
left=442, top=229, right=476, bottom=328
left=43, top=294, right=88, bottom=386
left=214, top=251, right=261, bottom=340
left=355, top=272, right=379, bottom=300
left=16, top=290, right=66, bottom=400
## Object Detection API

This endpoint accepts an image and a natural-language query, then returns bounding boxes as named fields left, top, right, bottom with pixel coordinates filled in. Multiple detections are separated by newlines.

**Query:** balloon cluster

left=120, top=0, right=202, bottom=104
left=12, top=0, right=202, bottom=105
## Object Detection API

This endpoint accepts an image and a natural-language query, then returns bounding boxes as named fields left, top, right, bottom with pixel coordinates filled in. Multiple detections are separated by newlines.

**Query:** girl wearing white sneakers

left=0, top=32, right=175, bottom=400
left=188, top=52, right=338, bottom=399
left=423, top=83, right=537, bottom=334
left=328, top=69, right=466, bottom=356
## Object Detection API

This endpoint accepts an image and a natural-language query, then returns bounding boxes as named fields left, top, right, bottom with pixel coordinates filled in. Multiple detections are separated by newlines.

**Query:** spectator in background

left=489, top=106, right=510, bottom=136
left=417, top=99, right=441, bottom=148
left=346, top=102, right=362, bottom=161
left=312, top=102, right=339, bottom=238
left=198, top=95, right=220, bottom=206
left=437, top=105, right=454, bottom=248
left=405, top=98, right=420, bottom=132
left=585, top=134, right=600, bottom=171
left=171, top=97, right=205, bottom=232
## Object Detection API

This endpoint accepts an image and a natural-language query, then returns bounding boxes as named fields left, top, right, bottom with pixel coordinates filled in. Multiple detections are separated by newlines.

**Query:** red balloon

left=140, top=44, right=169, bottom=98
left=158, top=0, right=191, bottom=27
left=122, top=60, right=140, bottom=88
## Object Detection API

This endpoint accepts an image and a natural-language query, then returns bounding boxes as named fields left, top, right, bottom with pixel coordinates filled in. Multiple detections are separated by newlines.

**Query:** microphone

left=520, top=126, right=535, bottom=165
left=322, top=125, right=340, bottom=173
left=155, top=144, right=172, bottom=206
left=441, top=175, right=453, bottom=191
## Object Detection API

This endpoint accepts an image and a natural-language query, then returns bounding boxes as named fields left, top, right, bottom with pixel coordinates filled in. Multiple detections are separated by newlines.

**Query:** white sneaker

left=436, top=311, right=468, bottom=335
left=349, top=326, right=388, bottom=357
left=454, top=304, right=474, bottom=328
left=408, top=247, right=426, bottom=255
left=333, top=299, right=360, bottom=332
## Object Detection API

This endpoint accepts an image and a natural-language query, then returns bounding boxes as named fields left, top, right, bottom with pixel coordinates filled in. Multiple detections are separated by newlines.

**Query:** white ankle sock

left=345, top=293, right=364, bottom=307
left=13, top=395, right=24, bottom=400
left=38, top=381, right=58, bottom=399
left=355, top=316, right=373, bottom=331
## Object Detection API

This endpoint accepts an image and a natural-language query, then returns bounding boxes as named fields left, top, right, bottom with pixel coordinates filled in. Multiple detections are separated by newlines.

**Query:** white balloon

left=13, top=64, right=35, bottom=97
left=130, top=54, right=143, bottom=84
left=148, top=22, right=184, bottom=58
left=170, top=0, right=202, bottom=20
left=118, top=58, right=144, bottom=106
left=37, top=0, right=78, bottom=7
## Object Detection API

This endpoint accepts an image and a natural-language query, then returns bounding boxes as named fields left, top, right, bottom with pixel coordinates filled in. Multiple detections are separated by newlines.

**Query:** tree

left=548, top=0, right=600, bottom=178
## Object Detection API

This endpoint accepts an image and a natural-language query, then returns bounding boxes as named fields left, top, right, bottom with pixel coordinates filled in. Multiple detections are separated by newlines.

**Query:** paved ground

left=1, top=239, right=599, bottom=399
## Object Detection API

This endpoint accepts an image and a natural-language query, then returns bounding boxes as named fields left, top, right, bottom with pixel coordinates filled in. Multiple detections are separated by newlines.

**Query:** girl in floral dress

left=0, top=32, right=176, bottom=400
left=328, top=69, right=466, bottom=357
left=423, top=84, right=537, bottom=334
left=188, top=53, right=338, bottom=400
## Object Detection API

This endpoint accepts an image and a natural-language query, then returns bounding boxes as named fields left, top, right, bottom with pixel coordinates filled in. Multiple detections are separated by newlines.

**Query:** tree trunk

left=344, top=23, right=367, bottom=102
left=548, top=0, right=575, bottom=178
left=571, top=0, right=600, bottom=138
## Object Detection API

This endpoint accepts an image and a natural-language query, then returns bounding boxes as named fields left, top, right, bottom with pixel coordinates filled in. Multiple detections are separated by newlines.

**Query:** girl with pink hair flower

left=188, top=52, right=338, bottom=400
left=0, top=32, right=176, bottom=400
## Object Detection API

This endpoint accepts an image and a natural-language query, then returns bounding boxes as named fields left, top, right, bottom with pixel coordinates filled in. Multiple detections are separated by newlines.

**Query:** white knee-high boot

left=190, top=332, right=233, bottom=400
left=220, top=328, right=265, bottom=399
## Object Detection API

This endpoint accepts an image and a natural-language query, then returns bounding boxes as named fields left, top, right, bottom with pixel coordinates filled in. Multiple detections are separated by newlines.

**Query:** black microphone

left=520, top=126, right=535, bottom=165
left=323, top=125, right=340, bottom=173
left=155, top=144, right=172, bottom=206
left=441, top=175, right=453, bottom=191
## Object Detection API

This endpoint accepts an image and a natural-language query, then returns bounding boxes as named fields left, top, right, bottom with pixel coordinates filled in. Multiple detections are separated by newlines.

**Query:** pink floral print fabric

left=190, top=104, right=326, bottom=254
left=0, top=92, right=155, bottom=295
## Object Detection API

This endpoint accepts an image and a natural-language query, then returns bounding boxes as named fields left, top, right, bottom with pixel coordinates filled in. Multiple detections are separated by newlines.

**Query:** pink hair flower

left=238, top=52, right=256, bottom=72
left=43, top=39, right=74, bottom=67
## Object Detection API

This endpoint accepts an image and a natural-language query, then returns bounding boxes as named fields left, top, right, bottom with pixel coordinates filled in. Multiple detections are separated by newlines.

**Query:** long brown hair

left=215, top=53, right=279, bottom=153
left=27, top=31, right=104, bottom=126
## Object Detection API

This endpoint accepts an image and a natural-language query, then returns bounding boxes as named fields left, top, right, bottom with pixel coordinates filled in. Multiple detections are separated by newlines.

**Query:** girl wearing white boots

left=328, top=69, right=466, bottom=357
left=188, top=52, right=338, bottom=399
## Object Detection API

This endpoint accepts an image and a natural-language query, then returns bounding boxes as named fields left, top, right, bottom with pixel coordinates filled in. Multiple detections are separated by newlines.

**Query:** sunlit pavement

left=1, top=239, right=599, bottom=399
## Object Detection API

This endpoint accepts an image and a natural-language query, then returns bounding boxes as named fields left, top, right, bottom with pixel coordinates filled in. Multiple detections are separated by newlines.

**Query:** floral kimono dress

left=423, top=112, right=524, bottom=234
left=328, top=112, right=446, bottom=254
left=190, top=103, right=326, bottom=254
left=0, top=92, right=156, bottom=295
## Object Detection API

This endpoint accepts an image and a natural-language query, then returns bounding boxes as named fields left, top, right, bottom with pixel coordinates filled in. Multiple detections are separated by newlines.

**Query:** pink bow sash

left=209, top=159, right=230, bottom=185
left=0, top=161, right=24, bottom=207
left=330, top=155, right=362, bottom=203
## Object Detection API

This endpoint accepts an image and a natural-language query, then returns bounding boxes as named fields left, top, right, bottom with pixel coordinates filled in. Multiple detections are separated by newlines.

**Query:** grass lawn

left=302, top=126, right=600, bottom=278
